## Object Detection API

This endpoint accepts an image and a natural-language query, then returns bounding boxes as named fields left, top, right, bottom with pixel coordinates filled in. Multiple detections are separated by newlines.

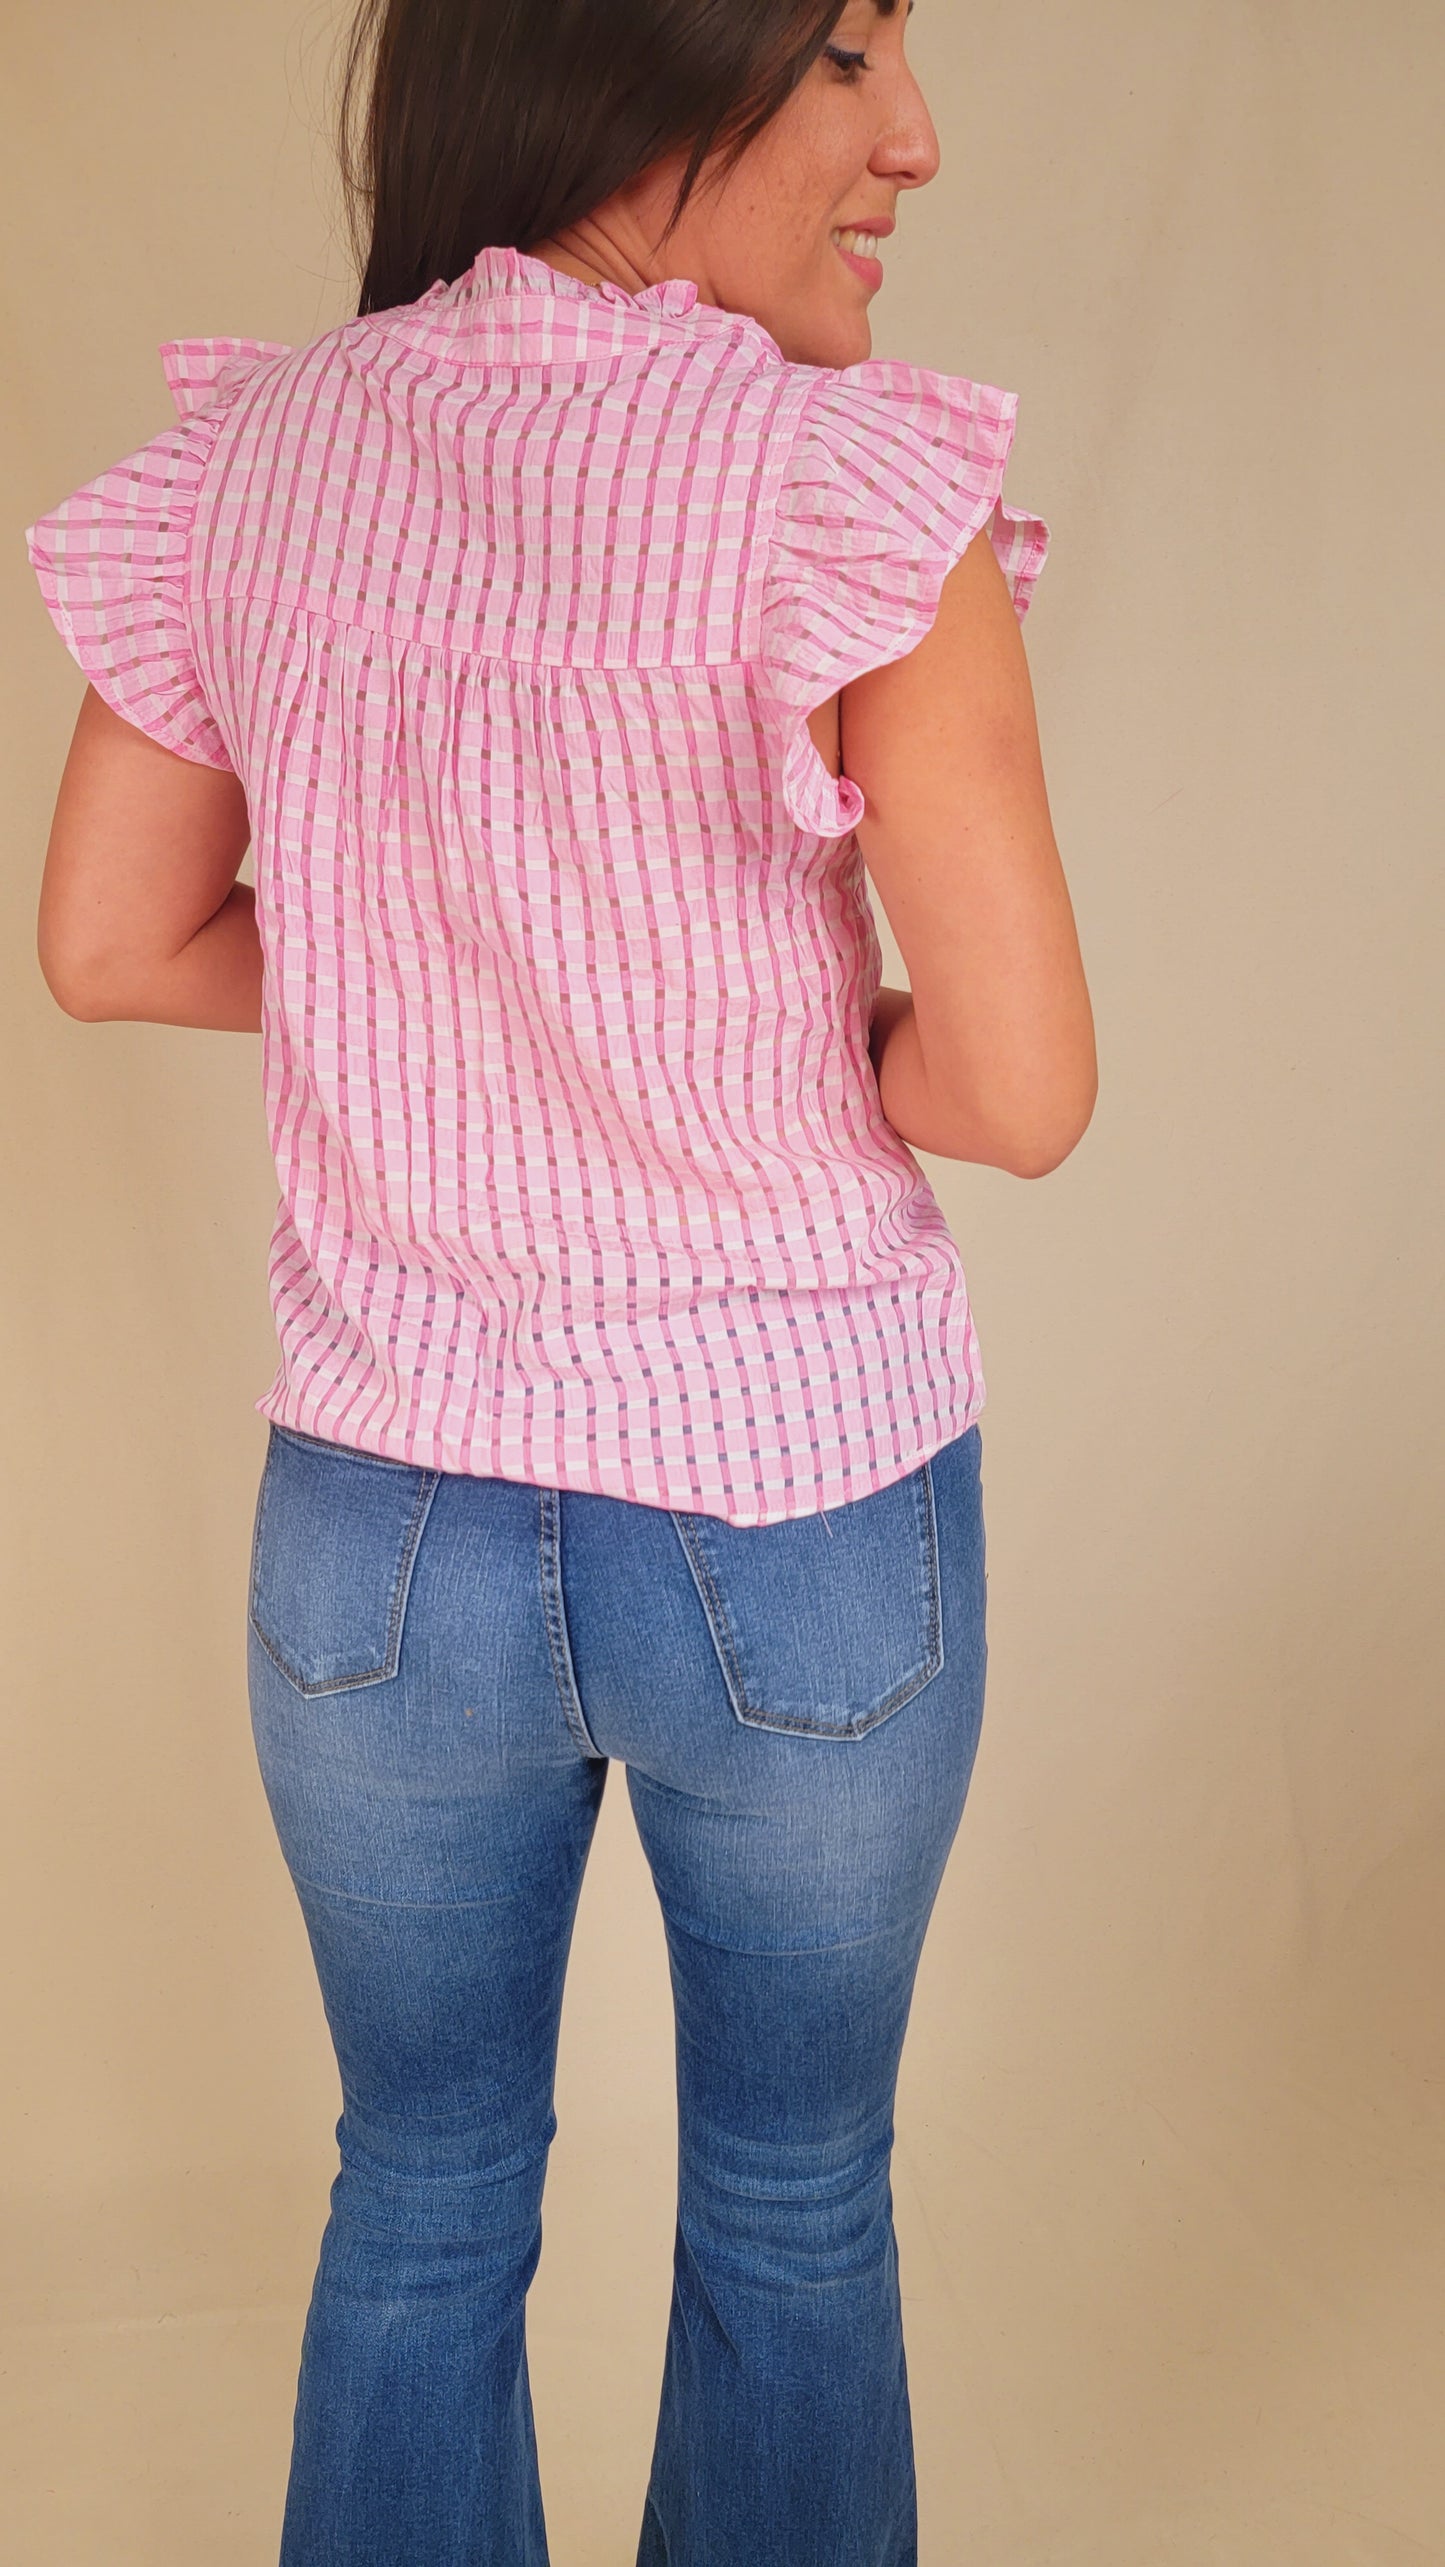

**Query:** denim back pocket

left=669, top=1458, right=943, bottom=1739
left=248, top=1424, right=441, bottom=1696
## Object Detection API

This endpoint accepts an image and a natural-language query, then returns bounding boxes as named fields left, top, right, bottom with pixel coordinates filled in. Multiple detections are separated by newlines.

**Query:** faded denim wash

left=246, top=1415, right=989, bottom=2566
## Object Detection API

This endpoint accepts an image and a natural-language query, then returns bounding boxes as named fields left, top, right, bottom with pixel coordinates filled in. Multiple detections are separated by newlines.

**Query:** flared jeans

left=246, top=1417, right=989, bottom=2565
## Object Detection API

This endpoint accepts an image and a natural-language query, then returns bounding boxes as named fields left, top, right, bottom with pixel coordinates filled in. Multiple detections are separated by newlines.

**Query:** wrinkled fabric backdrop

left=7, top=3, right=1442, bottom=2559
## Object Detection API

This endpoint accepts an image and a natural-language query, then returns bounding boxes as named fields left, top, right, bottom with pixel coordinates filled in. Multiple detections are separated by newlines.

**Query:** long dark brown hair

left=337, top=0, right=872, bottom=316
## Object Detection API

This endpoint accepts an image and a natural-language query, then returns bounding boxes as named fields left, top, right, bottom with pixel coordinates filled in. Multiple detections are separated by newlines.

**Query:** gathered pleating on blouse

left=24, top=243, right=1050, bottom=1524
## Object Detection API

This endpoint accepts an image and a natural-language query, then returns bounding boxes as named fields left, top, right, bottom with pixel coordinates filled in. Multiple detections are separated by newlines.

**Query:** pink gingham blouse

left=25, top=242, right=1050, bottom=1524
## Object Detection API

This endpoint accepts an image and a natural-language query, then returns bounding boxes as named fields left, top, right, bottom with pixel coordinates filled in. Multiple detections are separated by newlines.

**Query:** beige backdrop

left=7, top=2, right=1443, bottom=2560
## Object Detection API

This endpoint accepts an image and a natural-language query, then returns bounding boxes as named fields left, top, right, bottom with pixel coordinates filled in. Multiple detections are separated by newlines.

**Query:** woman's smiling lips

left=830, top=214, right=895, bottom=290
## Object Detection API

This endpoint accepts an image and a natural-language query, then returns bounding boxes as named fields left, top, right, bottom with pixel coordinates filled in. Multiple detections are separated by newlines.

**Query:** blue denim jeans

left=246, top=1417, right=988, bottom=2567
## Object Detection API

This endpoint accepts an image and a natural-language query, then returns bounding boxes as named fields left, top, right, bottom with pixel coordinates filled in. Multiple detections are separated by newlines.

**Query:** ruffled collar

left=459, top=242, right=707, bottom=321
left=417, top=239, right=779, bottom=352
left=157, top=244, right=784, bottom=421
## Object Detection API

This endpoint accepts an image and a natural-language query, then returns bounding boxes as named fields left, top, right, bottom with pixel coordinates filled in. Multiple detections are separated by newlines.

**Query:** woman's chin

left=778, top=302, right=874, bottom=368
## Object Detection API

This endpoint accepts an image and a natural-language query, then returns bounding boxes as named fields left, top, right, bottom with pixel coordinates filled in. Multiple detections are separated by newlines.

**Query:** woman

left=25, top=0, right=1095, bottom=2556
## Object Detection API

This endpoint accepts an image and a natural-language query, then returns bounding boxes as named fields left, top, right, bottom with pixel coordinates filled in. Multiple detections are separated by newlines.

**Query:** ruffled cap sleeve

left=23, top=335, right=291, bottom=766
left=159, top=334, right=294, bottom=420
left=759, top=359, right=1052, bottom=838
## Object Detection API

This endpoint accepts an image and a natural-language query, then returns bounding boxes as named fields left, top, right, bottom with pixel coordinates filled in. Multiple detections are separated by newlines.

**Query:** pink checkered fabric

left=25, top=243, right=1049, bottom=1523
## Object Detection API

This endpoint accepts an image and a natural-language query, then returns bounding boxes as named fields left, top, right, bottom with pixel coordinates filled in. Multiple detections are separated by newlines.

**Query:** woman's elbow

left=37, top=932, right=122, bottom=1021
left=1001, top=1071, right=1099, bottom=1178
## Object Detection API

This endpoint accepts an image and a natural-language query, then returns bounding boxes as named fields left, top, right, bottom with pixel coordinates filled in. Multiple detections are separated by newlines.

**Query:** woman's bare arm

left=818, top=518, right=1096, bottom=1176
left=35, top=685, right=262, bottom=1030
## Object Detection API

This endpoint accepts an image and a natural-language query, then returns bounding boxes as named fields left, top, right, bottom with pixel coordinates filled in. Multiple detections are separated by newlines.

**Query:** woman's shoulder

left=770, top=352, right=1027, bottom=521
left=754, top=353, right=1052, bottom=839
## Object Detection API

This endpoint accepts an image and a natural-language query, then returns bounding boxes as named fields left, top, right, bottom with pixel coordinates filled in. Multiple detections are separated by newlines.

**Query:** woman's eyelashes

left=823, top=44, right=870, bottom=81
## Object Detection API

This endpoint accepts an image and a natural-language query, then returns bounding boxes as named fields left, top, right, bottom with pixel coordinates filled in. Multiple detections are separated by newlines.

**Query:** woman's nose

left=872, top=69, right=942, bottom=192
